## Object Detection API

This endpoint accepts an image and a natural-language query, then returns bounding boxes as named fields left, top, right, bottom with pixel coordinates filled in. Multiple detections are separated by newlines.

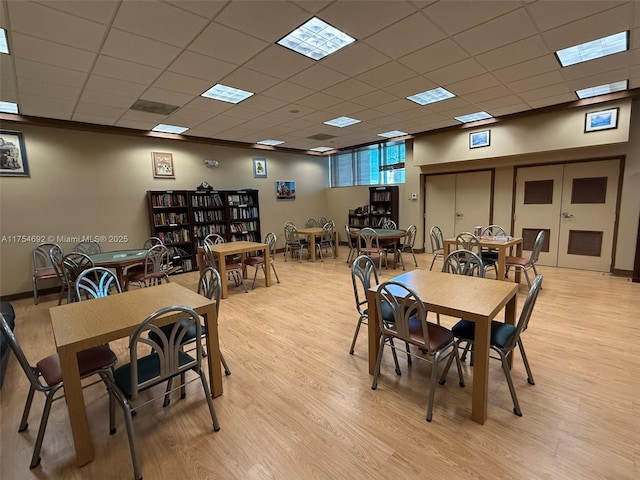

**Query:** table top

left=89, top=249, right=148, bottom=263
left=370, top=269, right=518, bottom=321
left=352, top=228, right=406, bottom=237
left=50, top=282, right=213, bottom=349
left=297, top=227, right=324, bottom=234
left=198, top=241, right=267, bottom=255
left=444, top=236, right=523, bottom=248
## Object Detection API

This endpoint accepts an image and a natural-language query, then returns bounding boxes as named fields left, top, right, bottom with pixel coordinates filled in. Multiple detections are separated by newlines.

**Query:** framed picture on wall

left=469, top=130, right=490, bottom=149
left=0, top=130, right=29, bottom=177
left=276, top=181, right=295, bottom=200
left=253, top=157, right=267, bottom=178
left=584, top=108, right=619, bottom=132
left=152, top=152, right=175, bottom=178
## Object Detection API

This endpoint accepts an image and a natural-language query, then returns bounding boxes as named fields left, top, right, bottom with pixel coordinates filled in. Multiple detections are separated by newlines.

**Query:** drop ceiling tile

left=518, top=83, right=572, bottom=102
left=493, top=56, right=560, bottom=84
left=243, top=45, right=314, bottom=80
left=189, top=22, right=269, bottom=65
left=14, top=58, right=88, bottom=87
left=152, top=71, right=212, bottom=95
left=445, top=73, right=500, bottom=95
left=423, top=96, right=470, bottom=113
left=453, top=8, right=538, bottom=55
left=93, top=56, right=162, bottom=86
left=507, top=70, right=566, bottom=93
left=85, top=74, right=148, bottom=98
left=117, top=111, right=164, bottom=127
left=261, top=81, right=315, bottom=102
left=476, top=94, right=526, bottom=110
left=183, top=96, right=235, bottom=115
left=19, top=92, right=76, bottom=113
left=375, top=99, right=419, bottom=115
left=113, top=1, right=208, bottom=47
left=351, top=108, right=388, bottom=122
left=383, top=76, right=439, bottom=98
left=322, top=78, right=376, bottom=100
left=72, top=112, right=119, bottom=125
left=140, top=87, right=194, bottom=108
left=215, top=0, right=310, bottom=42
left=427, top=58, right=487, bottom=85
left=565, top=67, right=631, bottom=91
left=464, top=85, right=516, bottom=103
left=7, top=1, right=107, bottom=51
left=365, top=12, right=446, bottom=58
left=475, top=35, right=550, bottom=71
left=21, top=105, right=72, bottom=120
left=11, top=32, right=96, bottom=72
left=288, top=64, right=349, bottom=91
left=74, top=101, right=128, bottom=117
left=560, top=52, right=630, bottom=81
left=352, top=89, right=398, bottom=108
left=489, top=103, right=531, bottom=117
left=217, top=105, right=267, bottom=122
left=541, top=4, right=633, bottom=51
left=319, top=0, right=418, bottom=40
left=422, top=0, right=521, bottom=35
left=165, top=108, right=216, bottom=126
left=240, top=95, right=288, bottom=113
left=527, top=92, right=577, bottom=109
left=219, top=67, right=281, bottom=94
left=321, top=42, right=391, bottom=77
left=37, top=0, right=119, bottom=24
left=102, top=29, right=182, bottom=69
left=168, top=50, right=237, bottom=82
left=398, top=39, right=469, bottom=75
left=296, top=92, right=343, bottom=109
left=165, top=1, right=227, bottom=19
left=79, top=89, right=134, bottom=109
left=0, top=74, right=17, bottom=102
left=527, top=0, right=628, bottom=32
left=630, top=77, right=640, bottom=89
left=271, top=103, right=316, bottom=119
left=322, top=101, right=367, bottom=116
left=357, top=61, right=417, bottom=89
left=289, top=0, right=334, bottom=14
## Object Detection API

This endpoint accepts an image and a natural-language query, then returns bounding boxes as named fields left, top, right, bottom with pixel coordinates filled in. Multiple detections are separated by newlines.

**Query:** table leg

left=59, top=346, right=94, bottom=466
left=497, top=245, right=507, bottom=280
left=514, top=242, right=523, bottom=284
left=201, top=303, right=223, bottom=397
left=470, top=317, right=490, bottom=424
left=197, top=248, right=206, bottom=274
left=333, top=231, right=339, bottom=258
left=366, top=288, right=380, bottom=374
left=309, top=234, right=317, bottom=261
left=217, top=252, right=228, bottom=299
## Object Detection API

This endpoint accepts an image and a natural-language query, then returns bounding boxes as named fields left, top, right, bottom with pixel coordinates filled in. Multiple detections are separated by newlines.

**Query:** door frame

left=511, top=155, right=625, bottom=273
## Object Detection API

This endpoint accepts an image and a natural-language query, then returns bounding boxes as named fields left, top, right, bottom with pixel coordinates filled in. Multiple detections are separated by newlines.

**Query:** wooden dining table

left=89, top=248, right=148, bottom=286
left=296, top=227, right=340, bottom=261
left=49, top=282, right=221, bottom=467
left=366, top=269, right=518, bottom=424
left=444, top=236, right=523, bottom=281
left=196, top=241, right=271, bottom=298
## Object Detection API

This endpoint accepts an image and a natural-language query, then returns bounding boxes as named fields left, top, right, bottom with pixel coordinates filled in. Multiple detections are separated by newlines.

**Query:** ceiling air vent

left=306, top=133, right=336, bottom=141
left=130, top=99, right=179, bottom=115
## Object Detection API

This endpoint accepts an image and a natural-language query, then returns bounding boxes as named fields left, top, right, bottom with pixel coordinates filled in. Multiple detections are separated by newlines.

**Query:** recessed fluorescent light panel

left=310, top=146, right=333, bottom=152
left=0, top=101, right=18, bottom=113
left=378, top=130, right=408, bottom=138
left=576, top=80, right=628, bottom=99
left=277, top=17, right=356, bottom=61
left=324, top=116, right=361, bottom=128
left=0, top=28, right=8, bottom=54
left=151, top=124, right=189, bottom=134
left=201, top=84, right=254, bottom=104
left=454, top=111, right=493, bottom=123
left=256, top=139, right=285, bottom=146
left=555, top=31, right=628, bottom=67
left=407, top=87, right=455, bottom=105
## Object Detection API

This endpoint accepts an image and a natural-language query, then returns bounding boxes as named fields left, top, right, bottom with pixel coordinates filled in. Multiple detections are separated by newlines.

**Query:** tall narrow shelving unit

left=147, top=190, right=193, bottom=271
left=226, top=189, right=260, bottom=242
left=369, top=185, right=399, bottom=227
left=190, top=189, right=226, bottom=248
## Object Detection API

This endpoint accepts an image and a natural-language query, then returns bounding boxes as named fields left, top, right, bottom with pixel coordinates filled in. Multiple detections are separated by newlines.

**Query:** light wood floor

left=1, top=252, right=638, bottom=480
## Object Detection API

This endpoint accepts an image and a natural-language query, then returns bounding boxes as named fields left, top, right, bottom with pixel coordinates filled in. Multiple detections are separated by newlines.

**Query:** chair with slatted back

left=243, top=232, right=280, bottom=289
left=371, top=281, right=465, bottom=422
left=396, top=224, right=418, bottom=270
left=283, top=223, right=309, bottom=263
left=317, top=221, right=336, bottom=261
left=304, top=218, right=318, bottom=228
left=32, top=243, right=61, bottom=304
left=506, top=230, right=544, bottom=289
left=124, top=244, right=170, bottom=291
left=61, top=252, right=95, bottom=303
left=203, top=238, right=248, bottom=293
left=0, top=312, right=117, bottom=469
left=357, top=227, right=387, bottom=273
left=48, top=244, right=68, bottom=305
left=456, top=232, right=497, bottom=278
left=75, top=267, right=122, bottom=301
left=429, top=226, right=445, bottom=271
left=345, top=225, right=358, bottom=265
left=442, top=275, right=543, bottom=416
left=74, top=240, right=102, bottom=255
left=107, top=306, right=220, bottom=480
left=481, top=225, right=506, bottom=262
left=380, top=218, right=397, bottom=229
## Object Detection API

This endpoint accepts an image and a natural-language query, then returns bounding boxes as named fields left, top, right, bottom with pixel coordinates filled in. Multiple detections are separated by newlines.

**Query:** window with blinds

left=329, top=141, right=406, bottom=187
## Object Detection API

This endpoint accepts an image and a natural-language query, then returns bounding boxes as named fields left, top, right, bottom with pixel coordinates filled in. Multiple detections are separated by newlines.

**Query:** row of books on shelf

left=229, top=206, right=259, bottom=219
left=193, top=210, right=225, bottom=223
left=153, top=212, right=188, bottom=226
left=230, top=232, right=258, bottom=242
left=193, top=224, right=227, bottom=238
left=227, top=193, right=255, bottom=206
left=150, top=193, right=187, bottom=207
left=230, top=221, right=258, bottom=233
left=371, top=191, right=392, bottom=202
left=191, top=193, right=224, bottom=207
left=157, top=229, right=190, bottom=245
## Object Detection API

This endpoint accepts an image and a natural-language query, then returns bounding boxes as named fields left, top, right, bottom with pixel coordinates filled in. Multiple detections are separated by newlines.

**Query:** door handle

left=455, top=211, right=463, bottom=217
left=561, top=212, right=573, bottom=218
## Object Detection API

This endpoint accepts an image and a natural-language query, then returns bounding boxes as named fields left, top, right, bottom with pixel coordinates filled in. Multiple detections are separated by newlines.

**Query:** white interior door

left=425, top=174, right=456, bottom=240
left=556, top=160, right=619, bottom=271
left=454, top=171, right=492, bottom=234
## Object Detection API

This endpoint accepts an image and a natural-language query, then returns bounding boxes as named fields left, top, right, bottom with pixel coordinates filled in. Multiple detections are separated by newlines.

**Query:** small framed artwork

left=152, top=152, right=175, bottom=178
left=0, top=130, right=29, bottom=176
left=253, top=157, right=267, bottom=178
left=585, top=107, right=619, bottom=132
left=469, top=130, right=490, bottom=149
left=276, top=181, right=295, bottom=200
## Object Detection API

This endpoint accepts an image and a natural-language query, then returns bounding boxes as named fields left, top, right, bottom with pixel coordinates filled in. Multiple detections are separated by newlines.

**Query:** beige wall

left=0, top=122, right=329, bottom=296
left=414, top=98, right=640, bottom=272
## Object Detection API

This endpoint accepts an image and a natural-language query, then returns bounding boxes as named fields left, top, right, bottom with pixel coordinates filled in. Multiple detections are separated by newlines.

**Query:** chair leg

left=398, top=249, right=405, bottom=270
left=163, top=377, right=173, bottom=407
left=518, top=340, right=535, bottom=385
left=371, top=335, right=386, bottom=390
left=30, top=389, right=58, bottom=469
left=121, top=403, right=143, bottom=480
left=33, top=277, right=39, bottom=305
left=405, top=342, right=412, bottom=365
left=197, top=370, right=221, bottom=432
left=388, top=338, right=401, bottom=375
left=19, top=385, right=36, bottom=432
left=250, top=265, right=259, bottom=289
left=498, top=349, right=522, bottom=416
left=425, top=352, right=440, bottom=422
left=349, top=315, right=366, bottom=355
left=270, top=262, right=280, bottom=284
left=429, top=255, right=436, bottom=271
left=221, top=352, right=231, bottom=376
left=411, top=249, right=418, bottom=267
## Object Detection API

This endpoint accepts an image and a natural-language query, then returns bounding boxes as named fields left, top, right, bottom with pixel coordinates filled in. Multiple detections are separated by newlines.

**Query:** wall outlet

left=410, top=193, right=418, bottom=200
